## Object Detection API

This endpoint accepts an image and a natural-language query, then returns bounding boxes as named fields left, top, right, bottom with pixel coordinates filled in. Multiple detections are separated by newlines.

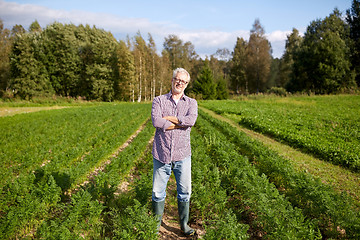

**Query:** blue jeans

left=152, top=156, right=192, bottom=203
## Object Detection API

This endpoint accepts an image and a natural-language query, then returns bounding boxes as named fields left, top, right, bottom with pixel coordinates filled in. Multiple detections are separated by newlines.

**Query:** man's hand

left=163, top=116, right=180, bottom=125
left=163, top=116, right=186, bottom=130
left=166, top=124, right=183, bottom=130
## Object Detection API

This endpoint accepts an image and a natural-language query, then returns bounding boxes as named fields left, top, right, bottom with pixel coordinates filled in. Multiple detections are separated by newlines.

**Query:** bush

left=267, top=87, right=287, bottom=96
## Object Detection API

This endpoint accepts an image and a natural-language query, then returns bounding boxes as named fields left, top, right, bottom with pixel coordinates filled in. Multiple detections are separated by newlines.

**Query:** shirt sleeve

left=151, top=96, right=173, bottom=132
left=177, top=99, right=198, bottom=127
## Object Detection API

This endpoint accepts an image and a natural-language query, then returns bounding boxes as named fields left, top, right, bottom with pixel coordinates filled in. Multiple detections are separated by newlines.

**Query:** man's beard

left=172, top=83, right=183, bottom=95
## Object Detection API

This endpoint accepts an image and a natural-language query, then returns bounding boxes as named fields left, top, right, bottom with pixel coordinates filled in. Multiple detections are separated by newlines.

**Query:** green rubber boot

left=152, top=200, right=165, bottom=232
left=178, top=200, right=196, bottom=236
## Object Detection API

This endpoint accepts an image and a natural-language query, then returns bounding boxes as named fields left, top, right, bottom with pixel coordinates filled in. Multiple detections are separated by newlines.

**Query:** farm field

left=201, top=95, right=360, bottom=171
left=0, top=94, right=359, bottom=239
left=200, top=107, right=360, bottom=203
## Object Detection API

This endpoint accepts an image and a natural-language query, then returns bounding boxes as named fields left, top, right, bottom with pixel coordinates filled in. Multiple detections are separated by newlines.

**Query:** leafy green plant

left=110, top=199, right=158, bottom=240
left=0, top=103, right=151, bottom=238
left=199, top=108, right=360, bottom=239
left=193, top=114, right=319, bottom=239
left=200, top=95, right=360, bottom=171
left=204, top=210, right=249, bottom=240
left=36, top=189, right=104, bottom=239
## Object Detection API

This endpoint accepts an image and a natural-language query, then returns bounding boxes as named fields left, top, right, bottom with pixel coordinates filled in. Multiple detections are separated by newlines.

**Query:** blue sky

left=0, top=0, right=352, bottom=58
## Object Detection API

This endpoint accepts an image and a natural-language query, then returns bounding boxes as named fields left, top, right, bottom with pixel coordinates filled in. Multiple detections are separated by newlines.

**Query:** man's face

left=172, top=72, right=189, bottom=95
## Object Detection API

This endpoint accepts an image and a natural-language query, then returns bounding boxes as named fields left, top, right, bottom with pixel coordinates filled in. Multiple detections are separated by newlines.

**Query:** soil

left=158, top=176, right=205, bottom=239
left=114, top=130, right=206, bottom=239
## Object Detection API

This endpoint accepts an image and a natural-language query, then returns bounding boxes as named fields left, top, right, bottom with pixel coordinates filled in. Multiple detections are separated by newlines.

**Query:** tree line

left=0, top=0, right=359, bottom=101
left=230, top=1, right=360, bottom=95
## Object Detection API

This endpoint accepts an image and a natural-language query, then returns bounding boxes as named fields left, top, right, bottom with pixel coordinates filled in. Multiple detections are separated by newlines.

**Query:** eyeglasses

left=173, top=78, right=189, bottom=85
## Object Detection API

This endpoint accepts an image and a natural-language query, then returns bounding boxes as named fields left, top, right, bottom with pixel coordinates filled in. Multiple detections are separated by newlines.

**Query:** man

left=151, top=68, right=198, bottom=236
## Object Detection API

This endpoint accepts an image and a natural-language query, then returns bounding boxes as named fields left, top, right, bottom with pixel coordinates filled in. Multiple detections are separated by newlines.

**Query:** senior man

left=151, top=68, right=198, bottom=236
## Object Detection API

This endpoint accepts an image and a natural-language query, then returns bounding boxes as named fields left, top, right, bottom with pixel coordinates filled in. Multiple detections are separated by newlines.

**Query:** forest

left=0, top=0, right=359, bottom=101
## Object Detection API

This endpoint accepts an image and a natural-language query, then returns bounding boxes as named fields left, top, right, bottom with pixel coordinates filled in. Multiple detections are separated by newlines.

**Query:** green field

left=0, top=95, right=359, bottom=239
left=201, top=95, right=360, bottom=171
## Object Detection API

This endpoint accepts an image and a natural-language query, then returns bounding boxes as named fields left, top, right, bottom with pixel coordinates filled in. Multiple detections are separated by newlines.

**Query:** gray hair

left=173, top=68, right=190, bottom=82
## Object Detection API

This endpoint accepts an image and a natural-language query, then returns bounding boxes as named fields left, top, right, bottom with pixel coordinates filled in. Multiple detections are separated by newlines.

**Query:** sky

left=0, top=0, right=353, bottom=59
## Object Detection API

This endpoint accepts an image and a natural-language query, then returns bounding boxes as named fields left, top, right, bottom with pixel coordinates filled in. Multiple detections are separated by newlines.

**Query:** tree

left=289, top=9, right=356, bottom=93
left=230, top=37, right=248, bottom=94
left=192, top=60, right=217, bottom=99
left=42, top=23, right=81, bottom=97
left=346, top=0, right=360, bottom=87
left=279, top=28, right=302, bottom=89
left=216, top=78, right=229, bottom=99
left=10, top=32, right=53, bottom=99
left=246, top=19, right=271, bottom=93
left=8, top=22, right=120, bottom=101
left=29, top=20, right=42, bottom=33
left=0, top=19, right=12, bottom=96
left=11, top=24, right=25, bottom=36
left=267, top=58, right=281, bottom=89
left=74, top=24, right=118, bottom=101
left=214, top=48, right=231, bottom=61
left=114, top=40, right=135, bottom=101
left=163, top=34, right=197, bottom=73
left=209, top=54, right=230, bottom=86
left=133, top=32, right=148, bottom=102
left=86, top=26, right=118, bottom=101
left=159, top=50, right=172, bottom=96
left=147, top=33, right=159, bottom=100
left=163, top=34, right=183, bottom=70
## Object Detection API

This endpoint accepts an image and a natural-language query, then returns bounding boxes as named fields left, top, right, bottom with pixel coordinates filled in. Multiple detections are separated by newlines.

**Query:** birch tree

left=133, top=32, right=148, bottom=102
left=148, top=33, right=159, bottom=100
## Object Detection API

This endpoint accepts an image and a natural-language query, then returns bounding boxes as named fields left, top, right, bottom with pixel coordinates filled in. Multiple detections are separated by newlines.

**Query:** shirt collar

left=167, top=91, right=186, bottom=101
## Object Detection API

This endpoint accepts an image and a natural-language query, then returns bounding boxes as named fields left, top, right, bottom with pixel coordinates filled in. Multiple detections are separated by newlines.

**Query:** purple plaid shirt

left=151, top=92, right=198, bottom=164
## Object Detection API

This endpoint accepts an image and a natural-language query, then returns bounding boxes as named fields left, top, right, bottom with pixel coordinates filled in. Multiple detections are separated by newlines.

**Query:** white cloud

left=0, top=1, right=166, bottom=35
left=0, top=0, right=288, bottom=58
left=266, top=30, right=290, bottom=42
left=266, top=30, right=292, bottom=58
left=178, top=30, right=249, bottom=47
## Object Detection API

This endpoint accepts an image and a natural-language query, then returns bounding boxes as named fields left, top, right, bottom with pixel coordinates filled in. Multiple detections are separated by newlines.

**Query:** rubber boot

left=152, top=200, right=165, bottom=233
left=178, top=200, right=195, bottom=236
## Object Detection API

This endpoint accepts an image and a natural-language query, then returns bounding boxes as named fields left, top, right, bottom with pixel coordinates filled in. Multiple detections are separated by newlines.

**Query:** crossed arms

left=151, top=96, right=198, bottom=132
left=162, top=116, right=186, bottom=130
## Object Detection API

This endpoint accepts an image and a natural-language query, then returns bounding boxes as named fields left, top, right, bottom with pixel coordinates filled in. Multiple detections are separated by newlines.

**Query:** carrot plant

left=35, top=120, right=157, bottom=239
left=200, top=95, right=360, bottom=171
left=0, top=103, right=151, bottom=239
left=199, top=109, right=360, bottom=239
left=192, top=113, right=319, bottom=239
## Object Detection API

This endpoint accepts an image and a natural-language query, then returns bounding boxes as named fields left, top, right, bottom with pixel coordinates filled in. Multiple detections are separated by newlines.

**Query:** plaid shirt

left=151, top=92, right=198, bottom=164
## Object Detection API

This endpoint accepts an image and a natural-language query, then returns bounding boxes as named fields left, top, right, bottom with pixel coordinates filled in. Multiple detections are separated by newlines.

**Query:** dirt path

left=0, top=106, right=68, bottom=117
left=71, top=120, right=205, bottom=238
left=115, top=136, right=205, bottom=239
left=200, top=107, right=360, bottom=204
left=158, top=175, right=205, bottom=239
left=67, top=119, right=150, bottom=196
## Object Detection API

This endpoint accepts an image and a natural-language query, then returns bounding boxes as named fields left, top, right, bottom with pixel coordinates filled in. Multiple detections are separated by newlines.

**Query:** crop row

left=198, top=109, right=360, bottom=239
left=200, top=95, right=360, bottom=171
left=0, top=103, right=151, bottom=239
left=192, top=112, right=319, bottom=239
left=35, top=120, right=158, bottom=240
left=2, top=98, right=359, bottom=239
left=28, top=115, right=249, bottom=239
left=0, top=103, right=150, bottom=188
